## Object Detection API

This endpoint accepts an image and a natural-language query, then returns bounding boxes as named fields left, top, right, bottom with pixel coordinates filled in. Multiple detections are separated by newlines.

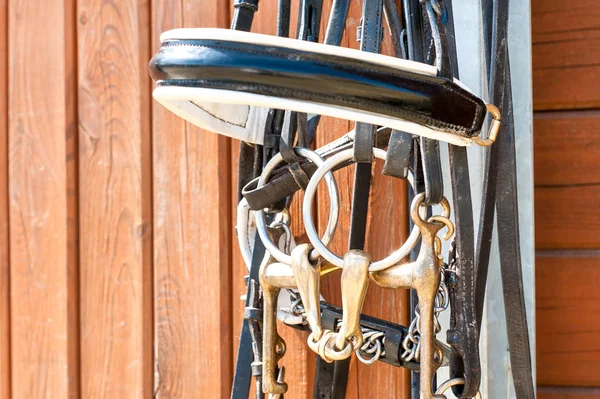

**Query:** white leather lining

left=153, top=86, right=474, bottom=146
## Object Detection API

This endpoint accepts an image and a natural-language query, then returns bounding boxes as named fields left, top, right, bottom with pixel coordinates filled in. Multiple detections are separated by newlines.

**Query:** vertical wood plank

left=77, top=0, right=152, bottom=396
left=0, top=0, right=8, bottom=397
left=152, top=0, right=232, bottom=397
left=8, top=0, right=79, bottom=397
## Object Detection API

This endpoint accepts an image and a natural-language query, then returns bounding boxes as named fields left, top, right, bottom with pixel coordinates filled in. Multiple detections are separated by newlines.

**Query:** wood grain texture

left=8, top=0, right=79, bottom=397
left=536, top=254, right=600, bottom=387
left=77, top=0, right=152, bottom=396
left=538, top=386, right=600, bottom=399
left=533, top=111, right=600, bottom=249
left=532, top=0, right=600, bottom=110
left=0, top=0, right=8, bottom=397
left=152, top=0, right=233, bottom=397
left=534, top=185, right=600, bottom=249
left=534, top=111, right=600, bottom=187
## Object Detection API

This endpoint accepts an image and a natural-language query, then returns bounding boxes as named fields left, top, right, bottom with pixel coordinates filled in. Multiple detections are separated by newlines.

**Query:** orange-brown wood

left=533, top=111, right=600, bottom=249
left=538, top=386, right=600, bottom=399
left=534, top=185, right=600, bottom=249
left=0, top=0, right=8, bottom=397
left=152, top=0, right=233, bottom=397
left=534, top=111, right=600, bottom=187
left=77, top=0, right=152, bottom=396
left=532, top=0, right=600, bottom=110
left=8, top=0, right=79, bottom=397
left=536, top=253, right=600, bottom=387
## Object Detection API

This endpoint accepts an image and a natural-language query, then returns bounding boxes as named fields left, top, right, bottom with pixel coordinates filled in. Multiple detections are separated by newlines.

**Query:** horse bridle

left=149, top=0, right=534, bottom=398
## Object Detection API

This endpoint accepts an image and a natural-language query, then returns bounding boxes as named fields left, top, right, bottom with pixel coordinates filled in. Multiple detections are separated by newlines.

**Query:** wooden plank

left=77, top=0, right=152, bottom=396
left=533, top=111, right=600, bottom=248
left=534, top=111, right=600, bottom=187
left=534, top=185, right=600, bottom=249
left=538, top=386, right=600, bottom=399
left=532, top=0, right=600, bottom=110
left=536, top=253, right=600, bottom=387
left=0, top=0, right=8, bottom=397
left=8, top=0, right=79, bottom=397
left=152, top=0, right=233, bottom=397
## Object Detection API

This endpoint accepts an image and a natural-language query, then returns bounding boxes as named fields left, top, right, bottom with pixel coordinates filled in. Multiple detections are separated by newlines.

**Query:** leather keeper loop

left=288, top=162, right=310, bottom=191
left=234, top=0, right=258, bottom=11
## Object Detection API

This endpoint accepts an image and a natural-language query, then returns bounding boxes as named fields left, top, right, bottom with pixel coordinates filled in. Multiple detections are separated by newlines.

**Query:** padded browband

left=149, top=29, right=487, bottom=146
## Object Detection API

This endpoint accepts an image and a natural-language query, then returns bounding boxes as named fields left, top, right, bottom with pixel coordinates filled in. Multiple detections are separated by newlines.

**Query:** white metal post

left=438, top=1, right=535, bottom=397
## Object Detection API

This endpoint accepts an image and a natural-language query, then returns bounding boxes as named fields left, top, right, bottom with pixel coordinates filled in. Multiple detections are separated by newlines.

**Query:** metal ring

left=302, top=148, right=426, bottom=270
left=435, top=378, right=482, bottom=399
left=255, top=148, right=340, bottom=265
left=472, top=103, right=501, bottom=147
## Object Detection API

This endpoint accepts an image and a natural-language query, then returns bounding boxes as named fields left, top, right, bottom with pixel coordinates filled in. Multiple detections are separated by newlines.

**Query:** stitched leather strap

left=231, top=7, right=263, bottom=397
left=475, top=1, right=535, bottom=397
left=434, top=2, right=482, bottom=397
left=231, top=0, right=259, bottom=32
left=382, top=0, right=412, bottom=180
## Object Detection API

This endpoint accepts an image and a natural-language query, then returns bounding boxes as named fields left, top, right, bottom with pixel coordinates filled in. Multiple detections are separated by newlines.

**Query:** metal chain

left=401, top=267, right=450, bottom=362
left=286, top=290, right=387, bottom=365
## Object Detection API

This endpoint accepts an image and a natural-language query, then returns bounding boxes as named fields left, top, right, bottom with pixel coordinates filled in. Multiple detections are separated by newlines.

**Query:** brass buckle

left=472, top=103, right=501, bottom=147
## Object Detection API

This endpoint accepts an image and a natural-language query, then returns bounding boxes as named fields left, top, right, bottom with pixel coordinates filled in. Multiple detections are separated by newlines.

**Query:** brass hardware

left=336, top=250, right=371, bottom=350
left=260, top=252, right=292, bottom=395
left=472, top=103, right=501, bottom=147
left=292, top=246, right=371, bottom=363
left=291, top=245, right=323, bottom=340
left=319, top=262, right=341, bottom=277
left=371, top=193, right=453, bottom=399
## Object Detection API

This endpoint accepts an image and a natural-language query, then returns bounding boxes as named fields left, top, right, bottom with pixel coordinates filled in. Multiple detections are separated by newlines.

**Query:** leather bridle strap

left=474, top=0, right=535, bottom=397
left=313, top=2, right=385, bottom=398
left=230, top=1, right=265, bottom=396
left=411, top=0, right=445, bottom=206
left=381, top=0, right=413, bottom=180
left=438, top=1, right=481, bottom=396
left=231, top=0, right=259, bottom=32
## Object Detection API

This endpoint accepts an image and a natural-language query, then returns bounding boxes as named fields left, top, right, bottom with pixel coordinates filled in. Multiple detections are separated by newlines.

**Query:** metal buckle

left=472, top=103, right=501, bottom=147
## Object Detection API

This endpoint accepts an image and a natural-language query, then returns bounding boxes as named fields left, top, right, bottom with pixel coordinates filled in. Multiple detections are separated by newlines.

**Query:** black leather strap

left=418, top=0, right=450, bottom=205
left=277, top=0, right=291, bottom=37
left=306, top=0, right=351, bottom=145
left=383, top=129, right=413, bottom=179
left=382, top=0, right=413, bottom=180
left=231, top=235, right=266, bottom=399
left=494, top=62, right=535, bottom=399
left=242, top=128, right=392, bottom=210
left=435, top=1, right=482, bottom=397
left=322, top=3, right=386, bottom=399
left=231, top=0, right=259, bottom=32
left=475, top=2, right=535, bottom=398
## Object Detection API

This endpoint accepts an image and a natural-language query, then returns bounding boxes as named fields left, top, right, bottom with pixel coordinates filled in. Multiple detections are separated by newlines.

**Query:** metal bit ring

left=302, top=148, right=427, bottom=270
left=435, top=378, right=482, bottom=399
left=256, top=147, right=340, bottom=265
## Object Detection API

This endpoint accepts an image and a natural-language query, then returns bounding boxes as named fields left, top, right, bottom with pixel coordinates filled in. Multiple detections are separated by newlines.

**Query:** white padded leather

left=153, top=28, right=480, bottom=146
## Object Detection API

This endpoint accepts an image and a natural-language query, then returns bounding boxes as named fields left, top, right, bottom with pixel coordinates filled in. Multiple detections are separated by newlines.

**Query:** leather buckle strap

left=231, top=0, right=259, bottom=32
